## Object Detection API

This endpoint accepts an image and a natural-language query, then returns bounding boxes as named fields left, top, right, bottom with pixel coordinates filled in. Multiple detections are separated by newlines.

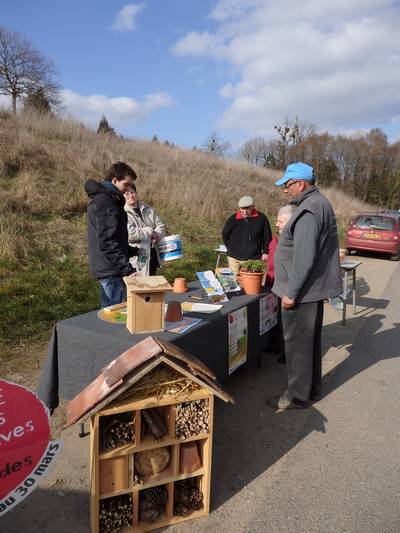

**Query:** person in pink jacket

left=266, top=205, right=295, bottom=361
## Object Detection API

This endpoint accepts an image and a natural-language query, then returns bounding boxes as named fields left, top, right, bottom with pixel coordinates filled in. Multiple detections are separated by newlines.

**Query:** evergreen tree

left=97, top=115, right=115, bottom=135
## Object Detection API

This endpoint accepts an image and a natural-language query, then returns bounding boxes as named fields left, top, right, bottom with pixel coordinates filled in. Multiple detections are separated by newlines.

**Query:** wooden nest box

left=124, top=275, right=172, bottom=334
left=66, top=337, right=234, bottom=533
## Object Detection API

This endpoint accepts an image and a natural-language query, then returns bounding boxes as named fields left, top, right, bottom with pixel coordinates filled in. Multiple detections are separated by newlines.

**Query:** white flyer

left=259, top=293, right=278, bottom=335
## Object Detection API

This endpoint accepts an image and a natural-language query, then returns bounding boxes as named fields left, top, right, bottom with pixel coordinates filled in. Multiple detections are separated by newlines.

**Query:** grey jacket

left=272, top=186, right=342, bottom=303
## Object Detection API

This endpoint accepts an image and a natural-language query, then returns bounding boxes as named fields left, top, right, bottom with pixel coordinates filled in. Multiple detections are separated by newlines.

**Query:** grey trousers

left=281, top=300, right=324, bottom=402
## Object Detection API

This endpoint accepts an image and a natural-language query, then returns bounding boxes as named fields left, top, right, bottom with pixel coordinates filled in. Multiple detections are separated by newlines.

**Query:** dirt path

left=2, top=255, right=399, bottom=533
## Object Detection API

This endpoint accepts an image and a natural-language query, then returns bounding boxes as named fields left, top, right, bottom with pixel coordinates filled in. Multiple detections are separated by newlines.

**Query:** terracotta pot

left=179, top=442, right=202, bottom=474
left=165, top=301, right=183, bottom=322
left=240, top=271, right=264, bottom=295
left=236, top=272, right=244, bottom=289
left=173, top=277, right=188, bottom=293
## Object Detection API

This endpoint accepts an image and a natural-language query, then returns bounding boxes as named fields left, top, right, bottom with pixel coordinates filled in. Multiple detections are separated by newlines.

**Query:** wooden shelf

left=137, top=468, right=206, bottom=491
left=99, top=390, right=209, bottom=416
left=134, top=509, right=207, bottom=532
left=99, top=432, right=209, bottom=460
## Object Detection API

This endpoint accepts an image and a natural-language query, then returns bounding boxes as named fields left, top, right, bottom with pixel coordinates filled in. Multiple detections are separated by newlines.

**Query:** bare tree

left=202, top=131, right=231, bottom=158
left=274, top=117, right=316, bottom=166
left=0, top=27, right=61, bottom=113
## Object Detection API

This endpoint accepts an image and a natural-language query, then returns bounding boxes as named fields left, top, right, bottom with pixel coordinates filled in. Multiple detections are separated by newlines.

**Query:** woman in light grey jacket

left=124, top=184, right=166, bottom=275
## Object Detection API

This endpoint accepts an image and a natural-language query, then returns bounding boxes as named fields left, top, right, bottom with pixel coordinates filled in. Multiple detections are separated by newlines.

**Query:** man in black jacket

left=85, top=161, right=138, bottom=307
left=222, top=195, right=272, bottom=273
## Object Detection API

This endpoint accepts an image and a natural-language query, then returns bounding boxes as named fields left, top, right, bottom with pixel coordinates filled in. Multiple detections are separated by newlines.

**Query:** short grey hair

left=278, top=204, right=295, bottom=218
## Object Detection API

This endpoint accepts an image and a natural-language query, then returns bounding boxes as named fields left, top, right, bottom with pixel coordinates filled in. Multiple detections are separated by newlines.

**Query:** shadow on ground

left=210, top=306, right=399, bottom=511
left=0, top=487, right=90, bottom=533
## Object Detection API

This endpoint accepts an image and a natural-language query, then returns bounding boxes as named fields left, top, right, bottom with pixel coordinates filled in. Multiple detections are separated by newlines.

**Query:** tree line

left=239, top=118, right=400, bottom=208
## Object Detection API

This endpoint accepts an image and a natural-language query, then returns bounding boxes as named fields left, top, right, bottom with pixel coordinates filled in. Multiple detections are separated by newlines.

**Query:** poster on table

left=0, top=380, right=62, bottom=517
left=259, top=293, right=278, bottom=335
left=228, top=307, right=248, bottom=374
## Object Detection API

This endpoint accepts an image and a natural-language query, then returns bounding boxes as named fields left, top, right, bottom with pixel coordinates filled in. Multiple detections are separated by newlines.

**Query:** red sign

left=0, top=380, right=61, bottom=516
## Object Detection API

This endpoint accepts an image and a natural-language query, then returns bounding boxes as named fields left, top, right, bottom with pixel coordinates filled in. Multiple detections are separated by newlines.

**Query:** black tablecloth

left=37, top=282, right=271, bottom=412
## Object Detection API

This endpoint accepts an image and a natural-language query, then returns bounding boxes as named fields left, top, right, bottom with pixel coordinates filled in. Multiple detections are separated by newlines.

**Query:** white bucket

left=158, top=234, right=183, bottom=262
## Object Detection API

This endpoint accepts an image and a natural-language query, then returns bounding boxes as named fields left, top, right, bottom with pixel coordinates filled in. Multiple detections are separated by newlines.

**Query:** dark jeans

left=98, top=276, right=126, bottom=308
left=282, top=300, right=324, bottom=401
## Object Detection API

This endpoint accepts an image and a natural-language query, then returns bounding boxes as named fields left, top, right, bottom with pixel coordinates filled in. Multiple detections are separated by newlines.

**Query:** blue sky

left=2, top=0, right=400, bottom=148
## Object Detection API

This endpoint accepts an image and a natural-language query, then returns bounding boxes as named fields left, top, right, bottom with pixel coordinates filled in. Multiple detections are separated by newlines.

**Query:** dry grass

left=0, top=110, right=374, bottom=263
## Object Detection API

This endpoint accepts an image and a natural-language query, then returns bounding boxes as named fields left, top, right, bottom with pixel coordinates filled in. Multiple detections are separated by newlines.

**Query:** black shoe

left=266, top=393, right=310, bottom=410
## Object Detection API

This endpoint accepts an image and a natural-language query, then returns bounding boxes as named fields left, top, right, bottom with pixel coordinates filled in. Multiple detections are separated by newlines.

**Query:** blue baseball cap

left=275, top=162, right=314, bottom=186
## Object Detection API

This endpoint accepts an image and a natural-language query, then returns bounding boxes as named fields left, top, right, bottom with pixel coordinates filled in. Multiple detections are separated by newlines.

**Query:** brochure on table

left=215, top=267, right=241, bottom=293
left=259, top=293, right=278, bottom=335
left=196, top=271, right=229, bottom=303
left=228, top=307, right=248, bottom=374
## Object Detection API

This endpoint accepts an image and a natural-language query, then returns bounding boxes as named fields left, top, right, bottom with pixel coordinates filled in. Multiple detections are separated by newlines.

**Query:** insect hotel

left=66, top=336, right=233, bottom=533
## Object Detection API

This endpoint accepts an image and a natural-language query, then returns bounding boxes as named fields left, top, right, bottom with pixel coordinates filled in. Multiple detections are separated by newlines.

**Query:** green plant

left=238, top=259, right=266, bottom=273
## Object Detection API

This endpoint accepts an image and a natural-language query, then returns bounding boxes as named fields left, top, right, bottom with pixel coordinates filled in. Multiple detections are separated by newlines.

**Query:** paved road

left=2, top=257, right=399, bottom=533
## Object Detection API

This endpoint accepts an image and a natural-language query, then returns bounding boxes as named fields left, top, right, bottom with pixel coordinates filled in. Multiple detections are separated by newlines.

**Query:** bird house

left=124, top=275, right=173, bottom=334
left=66, top=336, right=234, bottom=533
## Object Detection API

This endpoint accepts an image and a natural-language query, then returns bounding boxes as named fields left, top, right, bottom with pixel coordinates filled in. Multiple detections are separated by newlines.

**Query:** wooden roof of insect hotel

left=66, top=336, right=234, bottom=427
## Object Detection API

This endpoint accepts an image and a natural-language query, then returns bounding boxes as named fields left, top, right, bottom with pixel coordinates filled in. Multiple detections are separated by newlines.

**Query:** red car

left=345, top=212, right=400, bottom=261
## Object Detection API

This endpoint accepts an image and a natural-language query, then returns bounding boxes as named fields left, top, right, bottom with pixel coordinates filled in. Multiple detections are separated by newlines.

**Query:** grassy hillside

left=0, top=111, right=373, bottom=359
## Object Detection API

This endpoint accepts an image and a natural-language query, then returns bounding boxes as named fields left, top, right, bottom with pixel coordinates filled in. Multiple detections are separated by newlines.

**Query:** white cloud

left=0, top=94, right=12, bottom=111
left=172, top=0, right=400, bottom=137
left=111, top=4, right=145, bottom=32
left=61, top=89, right=173, bottom=129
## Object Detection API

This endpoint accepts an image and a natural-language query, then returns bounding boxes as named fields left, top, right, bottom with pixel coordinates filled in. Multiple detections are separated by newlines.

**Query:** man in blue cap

left=268, top=162, right=342, bottom=410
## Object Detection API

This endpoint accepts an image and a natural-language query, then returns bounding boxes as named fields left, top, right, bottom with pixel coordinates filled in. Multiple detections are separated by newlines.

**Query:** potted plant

left=238, top=259, right=266, bottom=295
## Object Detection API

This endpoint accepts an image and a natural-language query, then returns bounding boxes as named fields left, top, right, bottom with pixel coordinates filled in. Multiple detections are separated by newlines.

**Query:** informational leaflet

left=259, top=293, right=278, bottom=335
left=215, top=267, right=241, bottom=293
left=228, top=307, right=248, bottom=374
left=196, top=271, right=229, bottom=303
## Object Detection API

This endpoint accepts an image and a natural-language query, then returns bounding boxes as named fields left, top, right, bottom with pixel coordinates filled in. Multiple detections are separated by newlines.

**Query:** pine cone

left=174, top=502, right=191, bottom=517
left=143, top=486, right=168, bottom=506
left=140, top=509, right=160, bottom=523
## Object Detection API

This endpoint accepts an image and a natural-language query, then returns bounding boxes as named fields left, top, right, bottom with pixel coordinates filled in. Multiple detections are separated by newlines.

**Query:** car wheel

left=390, top=252, right=400, bottom=261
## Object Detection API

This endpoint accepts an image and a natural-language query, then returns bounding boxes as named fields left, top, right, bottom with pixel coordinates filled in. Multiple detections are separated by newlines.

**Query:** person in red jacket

left=222, top=195, right=272, bottom=274
left=266, top=205, right=295, bottom=286
left=266, top=205, right=295, bottom=362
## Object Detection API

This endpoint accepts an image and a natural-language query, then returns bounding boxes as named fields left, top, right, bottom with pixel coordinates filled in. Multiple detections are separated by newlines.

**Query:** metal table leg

left=352, top=268, right=357, bottom=314
left=215, top=253, right=221, bottom=269
left=342, top=270, right=348, bottom=325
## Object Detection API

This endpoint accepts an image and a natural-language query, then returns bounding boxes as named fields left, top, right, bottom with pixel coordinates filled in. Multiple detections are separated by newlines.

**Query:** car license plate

left=364, top=233, right=381, bottom=239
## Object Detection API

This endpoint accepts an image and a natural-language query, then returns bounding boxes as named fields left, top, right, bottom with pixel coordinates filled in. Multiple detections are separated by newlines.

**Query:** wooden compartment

left=173, top=476, right=205, bottom=519
left=175, top=398, right=210, bottom=440
left=134, top=444, right=177, bottom=487
left=99, top=455, right=129, bottom=496
left=99, top=411, right=136, bottom=452
left=98, top=493, right=134, bottom=533
left=179, top=440, right=203, bottom=475
left=137, top=483, right=170, bottom=527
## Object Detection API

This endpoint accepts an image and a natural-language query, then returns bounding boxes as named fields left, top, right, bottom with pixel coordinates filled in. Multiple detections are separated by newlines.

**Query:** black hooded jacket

left=85, top=179, right=135, bottom=279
